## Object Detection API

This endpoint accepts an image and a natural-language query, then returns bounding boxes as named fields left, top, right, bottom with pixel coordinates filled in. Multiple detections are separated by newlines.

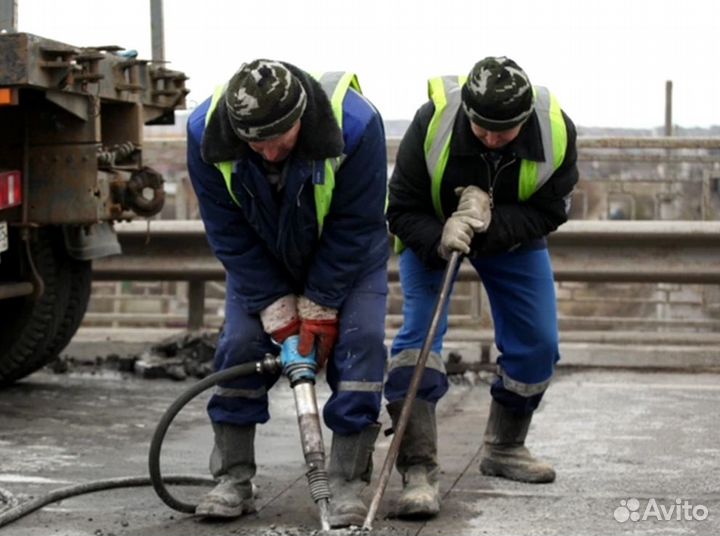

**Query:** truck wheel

left=40, top=252, right=92, bottom=363
left=0, top=227, right=81, bottom=385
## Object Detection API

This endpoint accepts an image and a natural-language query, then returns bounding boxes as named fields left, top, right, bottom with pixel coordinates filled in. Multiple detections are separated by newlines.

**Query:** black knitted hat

left=224, top=59, right=307, bottom=141
left=461, top=56, right=534, bottom=131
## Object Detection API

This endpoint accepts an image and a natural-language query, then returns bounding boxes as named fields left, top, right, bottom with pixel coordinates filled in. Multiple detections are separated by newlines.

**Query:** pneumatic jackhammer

left=280, top=335, right=332, bottom=529
left=148, top=334, right=332, bottom=530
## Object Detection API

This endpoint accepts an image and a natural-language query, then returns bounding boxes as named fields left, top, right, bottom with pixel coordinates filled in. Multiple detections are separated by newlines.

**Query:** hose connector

left=256, top=354, right=282, bottom=376
left=280, top=335, right=317, bottom=386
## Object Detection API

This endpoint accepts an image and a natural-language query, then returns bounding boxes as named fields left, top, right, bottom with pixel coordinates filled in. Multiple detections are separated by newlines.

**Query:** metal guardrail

left=575, top=137, right=720, bottom=149
left=96, top=219, right=720, bottom=283
left=91, top=220, right=720, bottom=329
left=381, top=136, right=720, bottom=164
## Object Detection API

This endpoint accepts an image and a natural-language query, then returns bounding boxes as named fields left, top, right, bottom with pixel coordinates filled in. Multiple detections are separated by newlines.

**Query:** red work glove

left=297, top=296, right=338, bottom=369
left=260, top=295, right=299, bottom=343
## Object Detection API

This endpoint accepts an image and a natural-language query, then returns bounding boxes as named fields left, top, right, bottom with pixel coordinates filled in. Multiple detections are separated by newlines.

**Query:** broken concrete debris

left=50, top=332, right=494, bottom=382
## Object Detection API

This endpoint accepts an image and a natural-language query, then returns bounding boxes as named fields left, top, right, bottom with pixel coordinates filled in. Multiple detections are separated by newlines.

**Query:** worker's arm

left=387, top=102, right=447, bottom=269
left=303, top=90, right=390, bottom=309
left=186, top=100, right=295, bottom=314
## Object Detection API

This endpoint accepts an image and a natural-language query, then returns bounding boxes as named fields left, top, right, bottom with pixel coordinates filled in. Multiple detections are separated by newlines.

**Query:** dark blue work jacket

left=186, top=65, right=388, bottom=314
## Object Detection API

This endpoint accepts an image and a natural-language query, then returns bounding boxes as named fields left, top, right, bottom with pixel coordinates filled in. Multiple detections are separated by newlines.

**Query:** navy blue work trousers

left=208, top=266, right=388, bottom=435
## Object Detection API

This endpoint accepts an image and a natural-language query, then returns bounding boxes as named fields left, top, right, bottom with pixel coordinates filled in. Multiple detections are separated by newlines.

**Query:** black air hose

left=0, top=360, right=274, bottom=528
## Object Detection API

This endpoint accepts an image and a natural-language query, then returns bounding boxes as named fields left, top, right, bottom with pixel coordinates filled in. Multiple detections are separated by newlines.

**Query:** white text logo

left=614, top=498, right=709, bottom=523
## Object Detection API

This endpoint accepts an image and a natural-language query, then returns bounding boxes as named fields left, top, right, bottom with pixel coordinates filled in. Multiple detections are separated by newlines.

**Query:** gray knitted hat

left=461, top=56, right=534, bottom=131
left=224, top=59, right=307, bottom=141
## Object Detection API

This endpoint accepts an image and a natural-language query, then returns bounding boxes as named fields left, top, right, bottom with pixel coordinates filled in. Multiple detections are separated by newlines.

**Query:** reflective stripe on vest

left=425, top=77, right=567, bottom=220
left=204, top=72, right=362, bottom=235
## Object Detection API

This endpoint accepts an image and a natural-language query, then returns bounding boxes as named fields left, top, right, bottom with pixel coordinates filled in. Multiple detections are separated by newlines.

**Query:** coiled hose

left=0, top=360, right=272, bottom=529
left=148, top=360, right=275, bottom=513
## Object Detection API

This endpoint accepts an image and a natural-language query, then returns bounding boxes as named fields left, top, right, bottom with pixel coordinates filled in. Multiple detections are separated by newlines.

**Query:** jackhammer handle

left=363, top=250, right=461, bottom=530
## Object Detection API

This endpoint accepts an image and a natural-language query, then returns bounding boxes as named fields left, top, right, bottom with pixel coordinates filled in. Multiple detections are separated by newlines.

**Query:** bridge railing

left=90, top=220, right=720, bottom=331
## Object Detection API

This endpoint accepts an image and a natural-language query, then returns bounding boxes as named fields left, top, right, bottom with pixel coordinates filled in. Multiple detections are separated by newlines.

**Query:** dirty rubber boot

left=387, top=399, right=441, bottom=519
left=196, top=423, right=257, bottom=518
left=327, top=423, right=381, bottom=528
left=479, top=400, right=556, bottom=483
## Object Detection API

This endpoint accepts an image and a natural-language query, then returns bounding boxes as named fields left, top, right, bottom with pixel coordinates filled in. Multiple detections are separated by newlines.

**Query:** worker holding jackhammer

left=385, top=56, right=579, bottom=518
left=186, top=59, right=389, bottom=527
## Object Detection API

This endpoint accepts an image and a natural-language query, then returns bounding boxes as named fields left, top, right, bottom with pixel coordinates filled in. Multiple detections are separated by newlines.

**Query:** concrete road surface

left=0, top=366, right=718, bottom=536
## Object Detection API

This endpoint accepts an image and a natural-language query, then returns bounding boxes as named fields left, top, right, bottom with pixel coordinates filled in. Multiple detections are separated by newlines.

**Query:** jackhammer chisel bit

left=281, top=335, right=331, bottom=531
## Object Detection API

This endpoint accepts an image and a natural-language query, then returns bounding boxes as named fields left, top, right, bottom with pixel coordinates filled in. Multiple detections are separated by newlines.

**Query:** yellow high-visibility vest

left=425, top=76, right=568, bottom=220
left=205, top=72, right=362, bottom=236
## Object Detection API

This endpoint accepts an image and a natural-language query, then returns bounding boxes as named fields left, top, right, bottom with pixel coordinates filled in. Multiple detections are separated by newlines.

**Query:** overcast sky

left=15, top=0, right=720, bottom=128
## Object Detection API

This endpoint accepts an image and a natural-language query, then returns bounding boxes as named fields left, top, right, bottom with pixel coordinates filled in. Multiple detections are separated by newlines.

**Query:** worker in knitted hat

left=385, top=56, right=579, bottom=518
left=224, top=60, right=308, bottom=143
left=187, top=59, right=389, bottom=528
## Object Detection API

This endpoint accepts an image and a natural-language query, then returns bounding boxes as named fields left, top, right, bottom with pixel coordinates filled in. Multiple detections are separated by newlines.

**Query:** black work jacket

left=387, top=101, right=579, bottom=269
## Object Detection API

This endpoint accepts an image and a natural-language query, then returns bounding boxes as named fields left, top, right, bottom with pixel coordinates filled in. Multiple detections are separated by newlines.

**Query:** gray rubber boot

left=195, top=422, right=257, bottom=518
left=479, top=400, right=556, bottom=483
left=327, top=423, right=381, bottom=528
left=387, top=399, right=440, bottom=519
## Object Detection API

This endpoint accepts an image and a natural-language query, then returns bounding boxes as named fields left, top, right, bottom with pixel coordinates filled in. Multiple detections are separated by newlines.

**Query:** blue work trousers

left=385, top=247, right=560, bottom=415
left=208, top=267, right=388, bottom=435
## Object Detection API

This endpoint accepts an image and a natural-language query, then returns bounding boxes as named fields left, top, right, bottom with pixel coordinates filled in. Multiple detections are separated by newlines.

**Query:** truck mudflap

left=63, top=222, right=121, bottom=261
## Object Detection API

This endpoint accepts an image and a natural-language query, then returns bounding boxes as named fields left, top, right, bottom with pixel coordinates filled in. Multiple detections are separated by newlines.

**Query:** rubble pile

left=50, top=334, right=496, bottom=384
left=133, top=331, right=219, bottom=380
left=50, top=331, right=220, bottom=381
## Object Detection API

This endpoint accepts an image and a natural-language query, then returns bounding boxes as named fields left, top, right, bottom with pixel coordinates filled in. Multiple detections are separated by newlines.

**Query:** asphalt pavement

left=0, top=358, right=718, bottom=535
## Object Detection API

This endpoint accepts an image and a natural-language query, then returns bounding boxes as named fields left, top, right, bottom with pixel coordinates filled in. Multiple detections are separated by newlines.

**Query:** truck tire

left=39, top=252, right=92, bottom=363
left=0, top=227, right=88, bottom=385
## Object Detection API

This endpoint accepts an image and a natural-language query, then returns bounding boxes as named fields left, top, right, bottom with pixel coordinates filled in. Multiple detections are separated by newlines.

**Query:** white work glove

left=438, top=186, right=492, bottom=259
left=260, top=294, right=299, bottom=343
